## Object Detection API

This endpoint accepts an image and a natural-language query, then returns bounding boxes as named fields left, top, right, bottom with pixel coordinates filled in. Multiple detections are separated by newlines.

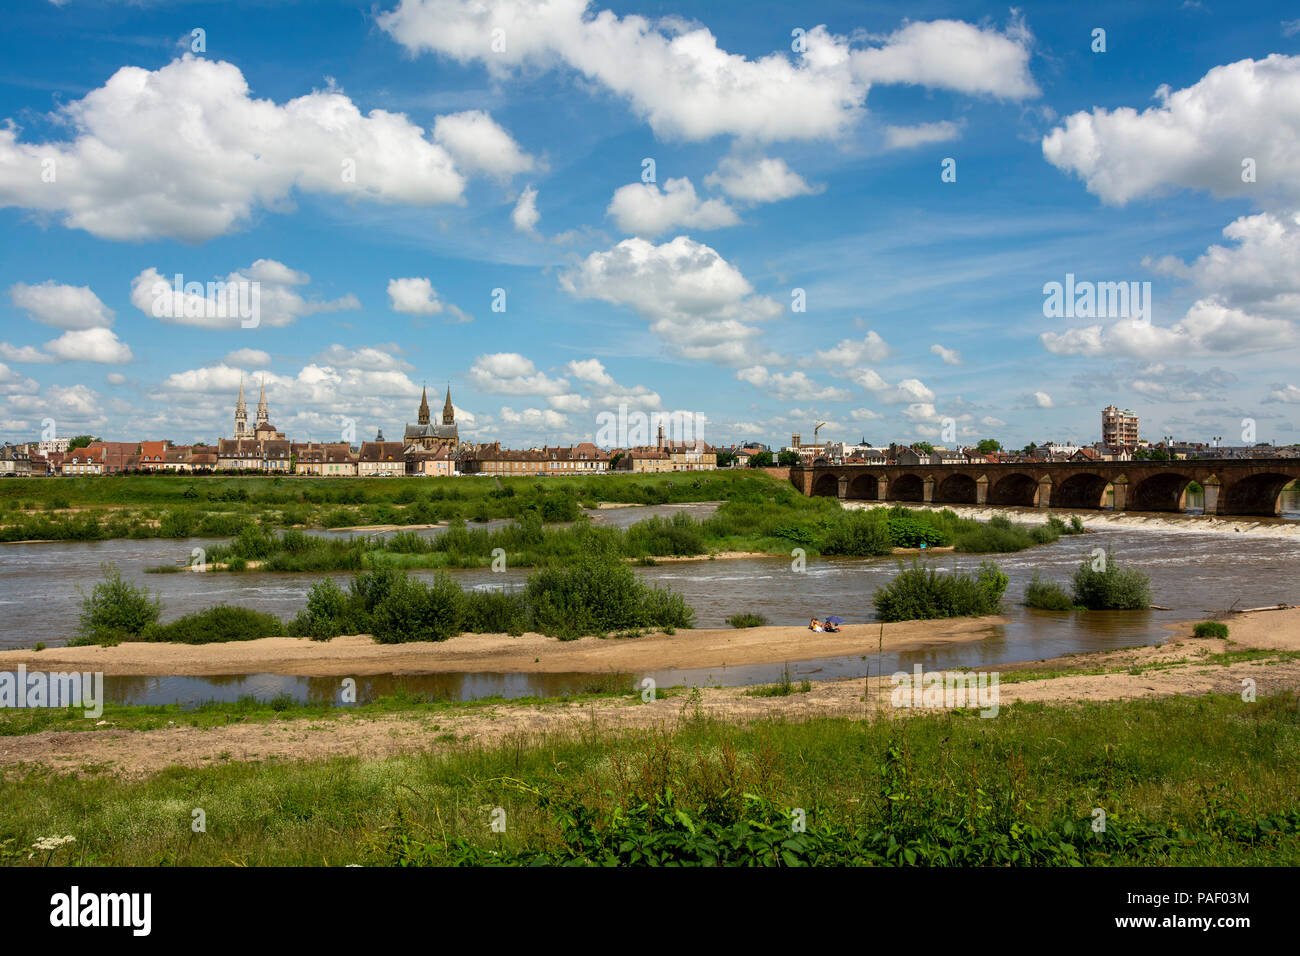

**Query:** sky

left=1, top=0, right=1299, bottom=452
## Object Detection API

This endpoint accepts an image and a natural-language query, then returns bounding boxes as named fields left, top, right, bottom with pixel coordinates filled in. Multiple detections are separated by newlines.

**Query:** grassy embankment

left=2, top=691, right=1297, bottom=866
left=0, top=471, right=769, bottom=542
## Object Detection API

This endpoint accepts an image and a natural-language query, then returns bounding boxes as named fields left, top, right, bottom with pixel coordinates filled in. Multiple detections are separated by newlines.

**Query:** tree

left=1022, top=441, right=1038, bottom=455
left=913, top=441, right=935, bottom=455
left=68, top=435, right=96, bottom=450
left=975, top=438, right=1001, bottom=454
left=776, top=450, right=801, bottom=467
left=747, top=450, right=774, bottom=467
left=715, top=450, right=738, bottom=468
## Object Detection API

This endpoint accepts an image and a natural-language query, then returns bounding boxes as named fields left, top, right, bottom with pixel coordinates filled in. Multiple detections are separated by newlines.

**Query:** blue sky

left=1, top=0, right=1298, bottom=451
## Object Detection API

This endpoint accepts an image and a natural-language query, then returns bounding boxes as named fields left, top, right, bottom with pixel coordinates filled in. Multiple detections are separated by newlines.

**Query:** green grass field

left=3, top=691, right=1296, bottom=866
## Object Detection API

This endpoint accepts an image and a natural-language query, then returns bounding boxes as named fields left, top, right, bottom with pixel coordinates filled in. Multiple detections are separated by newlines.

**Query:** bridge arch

left=1131, top=472, right=1193, bottom=512
left=889, top=473, right=925, bottom=502
left=811, top=472, right=840, bottom=497
left=988, top=472, right=1039, bottom=507
left=848, top=473, right=879, bottom=500
left=1055, top=472, right=1110, bottom=510
left=1219, top=472, right=1295, bottom=516
left=935, top=473, right=978, bottom=505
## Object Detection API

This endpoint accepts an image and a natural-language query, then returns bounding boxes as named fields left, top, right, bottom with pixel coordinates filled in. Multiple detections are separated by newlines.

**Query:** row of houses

left=1, top=435, right=719, bottom=477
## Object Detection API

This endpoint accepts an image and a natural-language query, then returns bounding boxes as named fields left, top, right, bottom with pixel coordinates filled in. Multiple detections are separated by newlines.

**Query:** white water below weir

left=842, top=500, right=1300, bottom=540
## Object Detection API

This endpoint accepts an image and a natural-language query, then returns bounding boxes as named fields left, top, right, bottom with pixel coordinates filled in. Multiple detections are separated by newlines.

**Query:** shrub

left=371, top=573, right=464, bottom=643
left=287, top=578, right=359, bottom=640
left=139, top=606, right=285, bottom=644
left=727, top=612, right=768, bottom=628
left=821, top=510, right=893, bottom=556
left=887, top=515, right=950, bottom=549
left=158, top=510, right=197, bottom=538
left=872, top=560, right=1007, bottom=622
left=1192, top=620, right=1230, bottom=639
left=1070, top=515, right=1085, bottom=534
left=524, top=552, right=694, bottom=639
left=462, top=589, right=529, bottom=635
left=76, top=564, right=161, bottom=644
left=1024, top=573, right=1076, bottom=611
left=1071, top=550, right=1152, bottom=610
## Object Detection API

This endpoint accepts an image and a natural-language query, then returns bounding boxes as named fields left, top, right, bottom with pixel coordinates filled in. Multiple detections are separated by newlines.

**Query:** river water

left=3, top=499, right=1298, bottom=706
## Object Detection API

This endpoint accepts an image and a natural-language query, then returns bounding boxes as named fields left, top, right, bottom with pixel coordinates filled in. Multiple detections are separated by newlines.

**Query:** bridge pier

left=1036, top=476, right=1052, bottom=508
left=837, top=475, right=849, bottom=499
left=876, top=476, right=888, bottom=501
left=975, top=474, right=988, bottom=505
left=1112, top=475, right=1128, bottom=511
left=923, top=475, right=935, bottom=503
left=1203, top=475, right=1221, bottom=515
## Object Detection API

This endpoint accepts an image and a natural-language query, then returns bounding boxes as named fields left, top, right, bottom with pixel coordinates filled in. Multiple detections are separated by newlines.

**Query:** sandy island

left=0, top=617, right=999, bottom=677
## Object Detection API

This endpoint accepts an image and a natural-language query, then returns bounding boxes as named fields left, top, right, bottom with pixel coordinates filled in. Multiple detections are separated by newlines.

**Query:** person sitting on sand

left=822, top=619, right=840, bottom=633
left=809, top=617, right=823, bottom=632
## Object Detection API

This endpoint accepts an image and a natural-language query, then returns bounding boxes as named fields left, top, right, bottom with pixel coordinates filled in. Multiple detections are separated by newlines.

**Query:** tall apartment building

left=1101, top=405, right=1139, bottom=446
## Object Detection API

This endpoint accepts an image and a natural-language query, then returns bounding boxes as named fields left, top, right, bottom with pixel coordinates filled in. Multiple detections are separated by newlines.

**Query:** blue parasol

left=824, top=615, right=845, bottom=624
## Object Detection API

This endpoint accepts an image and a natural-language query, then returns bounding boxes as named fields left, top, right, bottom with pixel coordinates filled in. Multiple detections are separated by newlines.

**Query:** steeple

left=417, top=386, right=430, bottom=425
left=234, top=376, right=248, bottom=438
left=442, top=384, right=454, bottom=425
left=256, top=378, right=269, bottom=426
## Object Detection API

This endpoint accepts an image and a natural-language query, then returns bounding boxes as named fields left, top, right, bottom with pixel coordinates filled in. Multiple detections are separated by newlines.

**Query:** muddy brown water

left=4, top=499, right=1299, bottom=706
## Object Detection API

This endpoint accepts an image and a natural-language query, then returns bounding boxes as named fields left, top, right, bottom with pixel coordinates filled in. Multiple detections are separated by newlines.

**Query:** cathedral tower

left=442, top=385, right=455, bottom=426
left=234, top=377, right=248, bottom=439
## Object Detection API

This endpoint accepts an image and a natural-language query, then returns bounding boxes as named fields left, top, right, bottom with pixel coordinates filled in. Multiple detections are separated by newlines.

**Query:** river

left=2, top=499, right=1297, bottom=705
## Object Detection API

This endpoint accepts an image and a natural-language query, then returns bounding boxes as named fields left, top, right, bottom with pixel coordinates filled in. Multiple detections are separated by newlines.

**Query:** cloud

left=500, top=406, right=567, bottom=430
left=469, top=352, right=569, bottom=396
left=132, top=260, right=358, bottom=329
left=704, top=155, right=818, bottom=203
left=1041, top=301, right=1299, bottom=359
left=564, top=357, right=661, bottom=407
left=380, top=3, right=1036, bottom=143
left=1030, top=391, right=1054, bottom=408
left=1145, top=211, right=1300, bottom=317
left=10, top=281, right=114, bottom=329
left=735, top=365, right=851, bottom=402
left=431, top=109, right=535, bottom=180
left=850, top=17, right=1038, bottom=98
left=1042, top=55, right=1300, bottom=207
left=606, top=178, right=738, bottom=236
left=512, top=185, right=540, bottom=234
left=312, top=344, right=414, bottom=372
left=883, top=120, right=963, bottom=150
left=105, top=372, right=127, bottom=386
left=0, top=327, right=132, bottom=364
left=224, top=348, right=272, bottom=367
left=930, top=343, right=962, bottom=365
left=1265, top=383, right=1300, bottom=403
left=0, top=56, right=498, bottom=241
left=0, top=362, right=39, bottom=396
left=561, top=236, right=782, bottom=365
left=815, top=332, right=891, bottom=365
left=388, top=276, right=471, bottom=320
left=849, top=407, right=882, bottom=422
left=844, top=368, right=935, bottom=404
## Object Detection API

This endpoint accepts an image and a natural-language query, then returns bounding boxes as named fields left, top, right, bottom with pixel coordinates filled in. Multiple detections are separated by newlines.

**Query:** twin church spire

left=416, top=384, right=455, bottom=427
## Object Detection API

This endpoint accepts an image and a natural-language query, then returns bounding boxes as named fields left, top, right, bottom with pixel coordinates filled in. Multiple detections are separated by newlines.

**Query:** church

left=404, top=386, right=458, bottom=450
left=233, top=377, right=285, bottom=441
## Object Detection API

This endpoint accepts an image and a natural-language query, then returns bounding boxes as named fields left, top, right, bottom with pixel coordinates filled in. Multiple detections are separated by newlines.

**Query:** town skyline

left=2, top=2, right=1299, bottom=452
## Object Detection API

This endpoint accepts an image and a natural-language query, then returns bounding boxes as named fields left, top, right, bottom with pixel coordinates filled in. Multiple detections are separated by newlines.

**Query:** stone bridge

left=792, top=460, right=1300, bottom=516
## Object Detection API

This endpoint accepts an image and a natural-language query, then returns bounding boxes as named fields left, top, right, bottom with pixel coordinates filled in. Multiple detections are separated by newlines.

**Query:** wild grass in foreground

left=2, top=692, right=1296, bottom=866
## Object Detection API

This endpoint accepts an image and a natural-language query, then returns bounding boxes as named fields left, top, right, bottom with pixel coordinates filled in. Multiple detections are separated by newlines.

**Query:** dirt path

left=2, top=610, right=1296, bottom=777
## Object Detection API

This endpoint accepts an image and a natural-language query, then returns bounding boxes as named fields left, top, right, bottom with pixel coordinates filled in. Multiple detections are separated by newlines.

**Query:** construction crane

left=814, top=421, right=828, bottom=450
